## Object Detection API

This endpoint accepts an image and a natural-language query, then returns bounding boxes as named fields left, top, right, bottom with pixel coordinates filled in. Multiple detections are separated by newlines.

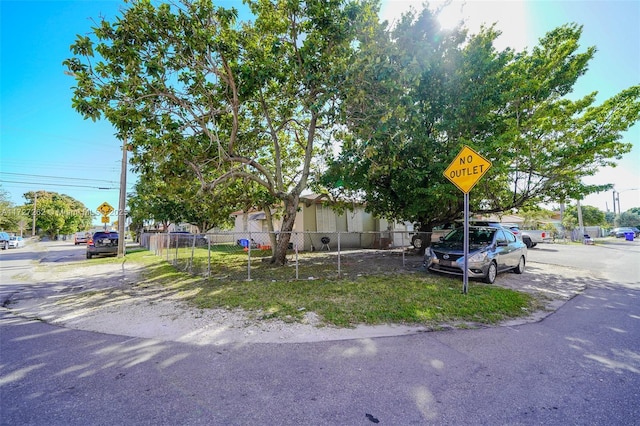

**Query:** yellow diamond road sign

left=443, top=145, right=492, bottom=193
left=97, top=202, right=114, bottom=216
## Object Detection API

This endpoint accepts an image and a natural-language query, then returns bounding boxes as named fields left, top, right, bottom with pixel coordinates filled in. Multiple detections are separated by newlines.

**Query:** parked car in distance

left=86, top=231, right=119, bottom=259
left=8, top=236, right=25, bottom=248
left=425, top=225, right=527, bottom=284
left=502, top=224, right=551, bottom=248
left=74, top=231, right=91, bottom=245
left=0, top=232, right=11, bottom=250
left=609, top=227, right=635, bottom=238
left=411, top=221, right=501, bottom=252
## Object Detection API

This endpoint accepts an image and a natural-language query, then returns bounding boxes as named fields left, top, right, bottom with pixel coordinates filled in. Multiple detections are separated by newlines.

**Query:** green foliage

left=0, top=186, right=29, bottom=232
left=604, top=210, right=616, bottom=225
left=325, top=7, right=638, bottom=231
left=128, top=174, right=187, bottom=232
left=22, top=191, right=93, bottom=238
left=562, top=204, right=606, bottom=229
left=517, top=206, right=556, bottom=229
left=615, top=211, right=640, bottom=228
left=128, top=164, right=247, bottom=234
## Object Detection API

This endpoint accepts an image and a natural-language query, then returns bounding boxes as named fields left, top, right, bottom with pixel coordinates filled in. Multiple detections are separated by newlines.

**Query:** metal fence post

left=190, top=234, right=196, bottom=273
left=174, top=234, right=178, bottom=267
left=337, top=231, right=341, bottom=278
left=294, top=231, right=299, bottom=280
left=207, top=237, right=211, bottom=278
left=247, top=231, right=251, bottom=281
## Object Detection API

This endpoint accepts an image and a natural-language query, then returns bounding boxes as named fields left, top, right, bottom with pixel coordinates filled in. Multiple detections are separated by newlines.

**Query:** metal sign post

left=443, top=145, right=492, bottom=294
left=463, top=193, right=470, bottom=294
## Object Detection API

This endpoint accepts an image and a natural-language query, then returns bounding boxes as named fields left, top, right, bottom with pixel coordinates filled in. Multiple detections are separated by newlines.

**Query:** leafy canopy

left=65, top=0, right=379, bottom=265
left=323, top=7, right=638, bottom=230
left=22, top=191, right=93, bottom=238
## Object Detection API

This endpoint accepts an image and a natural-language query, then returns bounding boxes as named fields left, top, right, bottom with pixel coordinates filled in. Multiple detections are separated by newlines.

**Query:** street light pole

left=612, top=188, right=638, bottom=216
left=117, top=136, right=128, bottom=258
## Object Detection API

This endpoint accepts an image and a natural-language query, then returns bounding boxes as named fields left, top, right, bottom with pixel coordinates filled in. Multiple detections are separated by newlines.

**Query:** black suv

left=86, top=231, right=119, bottom=259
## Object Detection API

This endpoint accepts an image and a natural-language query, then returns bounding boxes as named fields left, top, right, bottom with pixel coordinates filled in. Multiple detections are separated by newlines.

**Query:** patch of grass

left=128, top=249, right=540, bottom=329
left=188, top=276, right=536, bottom=327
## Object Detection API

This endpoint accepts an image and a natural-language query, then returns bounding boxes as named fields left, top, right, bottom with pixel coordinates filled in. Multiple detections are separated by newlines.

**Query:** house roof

left=249, top=212, right=266, bottom=220
left=300, top=193, right=331, bottom=206
left=230, top=193, right=332, bottom=217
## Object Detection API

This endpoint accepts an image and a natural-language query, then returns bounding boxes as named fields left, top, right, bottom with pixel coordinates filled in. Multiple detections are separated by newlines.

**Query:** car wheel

left=523, top=237, right=533, bottom=249
left=86, top=252, right=92, bottom=259
left=2, top=242, right=7, bottom=250
left=484, top=261, right=497, bottom=284
left=514, top=256, right=525, bottom=274
left=412, top=235, right=423, bottom=249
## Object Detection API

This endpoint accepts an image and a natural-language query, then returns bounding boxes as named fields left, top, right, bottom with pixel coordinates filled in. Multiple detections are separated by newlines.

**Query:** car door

left=502, top=230, right=519, bottom=269
left=494, top=229, right=514, bottom=271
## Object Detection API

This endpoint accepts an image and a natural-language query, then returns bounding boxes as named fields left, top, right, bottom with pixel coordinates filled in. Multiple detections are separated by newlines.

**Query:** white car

left=9, top=236, right=25, bottom=248
left=74, top=231, right=91, bottom=245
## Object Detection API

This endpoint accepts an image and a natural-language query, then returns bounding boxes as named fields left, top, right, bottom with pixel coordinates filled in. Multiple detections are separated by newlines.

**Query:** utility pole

left=576, top=199, right=585, bottom=239
left=31, top=192, right=37, bottom=237
left=117, top=137, right=128, bottom=258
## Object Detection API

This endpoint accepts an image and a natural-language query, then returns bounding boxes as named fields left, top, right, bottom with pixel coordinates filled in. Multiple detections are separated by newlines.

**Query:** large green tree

left=616, top=211, right=640, bottom=228
left=128, top=174, right=186, bottom=233
left=562, top=204, right=606, bottom=230
left=324, top=7, right=638, bottom=232
left=23, top=191, right=93, bottom=238
left=128, top=161, right=245, bottom=235
left=64, top=0, right=378, bottom=265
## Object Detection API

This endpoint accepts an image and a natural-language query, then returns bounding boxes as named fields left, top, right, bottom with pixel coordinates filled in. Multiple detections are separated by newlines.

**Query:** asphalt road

left=1, top=239, right=639, bottom=425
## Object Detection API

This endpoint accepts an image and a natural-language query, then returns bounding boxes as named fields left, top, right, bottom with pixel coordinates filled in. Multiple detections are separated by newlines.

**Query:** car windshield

left=443, top=227, right=496, bottom=244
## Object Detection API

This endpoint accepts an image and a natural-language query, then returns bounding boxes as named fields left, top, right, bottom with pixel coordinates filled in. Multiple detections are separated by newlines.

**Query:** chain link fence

left=139, top=231, right=440, bottom=280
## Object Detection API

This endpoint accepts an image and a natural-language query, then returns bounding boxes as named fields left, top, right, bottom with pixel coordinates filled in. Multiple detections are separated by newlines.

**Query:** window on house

left=316, top=204, right=337, bottom=232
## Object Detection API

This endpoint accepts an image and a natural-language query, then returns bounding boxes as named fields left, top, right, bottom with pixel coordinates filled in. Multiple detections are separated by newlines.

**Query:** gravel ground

left=6, top=250, right=589, bottom=346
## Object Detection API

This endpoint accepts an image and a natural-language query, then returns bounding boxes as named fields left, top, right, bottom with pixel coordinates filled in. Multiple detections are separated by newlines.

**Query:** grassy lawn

left=114, top=248, right=541, bottom=329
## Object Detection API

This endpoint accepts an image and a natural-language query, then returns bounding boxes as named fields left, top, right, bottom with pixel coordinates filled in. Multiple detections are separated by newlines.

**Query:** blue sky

left=1, top=0, right=639, bottom=226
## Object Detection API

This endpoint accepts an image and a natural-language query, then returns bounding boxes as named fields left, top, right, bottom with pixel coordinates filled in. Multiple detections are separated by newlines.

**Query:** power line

left=0, top=172, right=118, bottom=184
left=0, top=179, right=119, bottom=190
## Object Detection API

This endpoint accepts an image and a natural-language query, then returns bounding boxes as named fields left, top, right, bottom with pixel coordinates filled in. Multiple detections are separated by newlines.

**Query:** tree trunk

left=270, top=195, right=299, bottom=265
left=263, top=207, right=278, bottom=250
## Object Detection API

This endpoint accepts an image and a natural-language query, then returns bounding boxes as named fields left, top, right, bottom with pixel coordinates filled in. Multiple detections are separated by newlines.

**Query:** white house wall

left=346, top=209, right=362, bottom=232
